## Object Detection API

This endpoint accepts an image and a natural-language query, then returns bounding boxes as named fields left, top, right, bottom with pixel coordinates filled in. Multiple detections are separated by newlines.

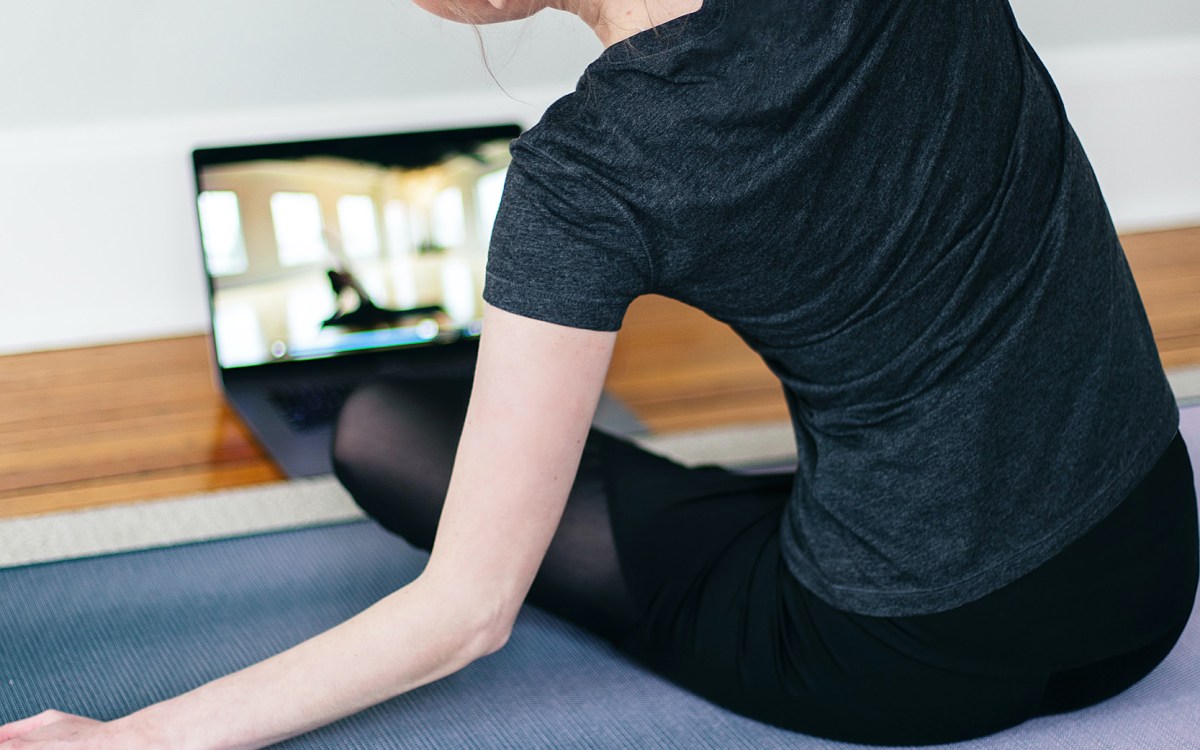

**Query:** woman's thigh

left=598, top=438, right=1048, bottom=745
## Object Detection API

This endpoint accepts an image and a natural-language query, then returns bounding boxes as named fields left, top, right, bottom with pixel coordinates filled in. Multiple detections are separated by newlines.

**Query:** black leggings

left=331, top=374, right=1199, bottom=746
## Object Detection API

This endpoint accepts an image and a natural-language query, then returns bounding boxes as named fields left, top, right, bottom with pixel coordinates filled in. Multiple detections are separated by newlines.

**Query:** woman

left=2, top=0, right=1196, bottom=746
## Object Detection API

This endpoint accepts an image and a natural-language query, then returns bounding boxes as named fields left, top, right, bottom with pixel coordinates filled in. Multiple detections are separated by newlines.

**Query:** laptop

left=192, top=125, right=643, bottom=477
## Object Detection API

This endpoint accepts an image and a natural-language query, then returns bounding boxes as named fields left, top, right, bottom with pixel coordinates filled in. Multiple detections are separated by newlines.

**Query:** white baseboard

left=1, top=36, right=1197, bottom=356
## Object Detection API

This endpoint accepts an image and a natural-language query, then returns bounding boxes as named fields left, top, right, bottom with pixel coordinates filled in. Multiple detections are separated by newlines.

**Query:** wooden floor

left=2, top=226, right=1199, bottom=520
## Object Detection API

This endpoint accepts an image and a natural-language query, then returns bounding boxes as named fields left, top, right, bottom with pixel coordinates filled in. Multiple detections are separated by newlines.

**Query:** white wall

left=1009, top=0, right=1200, bottom=47
left=0, top=0, right=599, bottom=129
left=1009, top=0, right=1200, bottom=232
left=1, top=1, right=1197, bottom=355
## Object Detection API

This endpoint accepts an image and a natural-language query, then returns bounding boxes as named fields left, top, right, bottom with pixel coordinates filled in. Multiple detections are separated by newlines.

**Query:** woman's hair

left=471, top=25, right=509, bottom=93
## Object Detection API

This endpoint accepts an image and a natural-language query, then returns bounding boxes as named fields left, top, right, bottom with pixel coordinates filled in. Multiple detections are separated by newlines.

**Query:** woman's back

left=484, top=0, right=1181, bottom=615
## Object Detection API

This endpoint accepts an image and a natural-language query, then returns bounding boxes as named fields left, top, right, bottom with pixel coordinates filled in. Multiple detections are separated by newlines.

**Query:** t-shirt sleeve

left=483, top=146, right=653, bottom=332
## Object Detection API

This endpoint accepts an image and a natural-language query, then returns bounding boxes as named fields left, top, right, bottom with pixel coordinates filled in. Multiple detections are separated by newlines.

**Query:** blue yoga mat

left=2, top=410, right=1199, bottom=748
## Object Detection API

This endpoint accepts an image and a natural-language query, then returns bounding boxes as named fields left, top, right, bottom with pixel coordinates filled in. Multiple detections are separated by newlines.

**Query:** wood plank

left=1159, top=332, right=1200, bottom=370
left=0, top=461, right=284, bottom=518
left=0, top=406, right=222, bottom=449
left=1122, top=226, right=1200, bottom=259
left=0, top=411, right=269, bottom=494
left=0, top=337, right=210, bottom=385
left=0, top=380, right=218, bottom=429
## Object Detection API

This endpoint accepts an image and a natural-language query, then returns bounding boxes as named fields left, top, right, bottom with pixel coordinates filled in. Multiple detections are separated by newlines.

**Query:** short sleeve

left=483, top=146, right=653, bottom=332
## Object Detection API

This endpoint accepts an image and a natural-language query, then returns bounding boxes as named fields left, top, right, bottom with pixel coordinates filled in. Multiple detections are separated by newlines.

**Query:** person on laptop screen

left=4, top=0, right=1195, bottom=747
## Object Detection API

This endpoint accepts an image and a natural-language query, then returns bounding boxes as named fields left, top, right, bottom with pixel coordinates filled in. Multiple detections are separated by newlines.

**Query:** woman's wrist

left=108, top=706, right=213, bottom=750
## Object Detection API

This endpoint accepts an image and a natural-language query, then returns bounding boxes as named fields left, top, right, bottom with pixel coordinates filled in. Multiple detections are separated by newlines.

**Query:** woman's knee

left=331, top=377, right=471, bottom=541
left=330, top=382, right=389, bottom=484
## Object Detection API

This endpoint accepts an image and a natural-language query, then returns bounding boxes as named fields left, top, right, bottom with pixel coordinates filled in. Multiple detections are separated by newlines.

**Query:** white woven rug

left=1170, top=365, right=1200, bottom=407
left=0, top=421, right=798, bottom=569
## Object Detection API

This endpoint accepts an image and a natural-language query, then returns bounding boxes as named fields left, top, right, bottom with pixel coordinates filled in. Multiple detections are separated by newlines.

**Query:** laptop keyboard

left=268, top=382, right=358, bottom=432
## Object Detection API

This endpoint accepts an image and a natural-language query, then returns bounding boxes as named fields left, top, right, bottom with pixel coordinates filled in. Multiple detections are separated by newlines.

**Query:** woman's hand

left=0, top=711, right=132, bottom=748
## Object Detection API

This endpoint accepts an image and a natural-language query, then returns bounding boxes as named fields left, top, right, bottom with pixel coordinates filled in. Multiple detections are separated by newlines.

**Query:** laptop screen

left=192, top=124, right=521, bottom=369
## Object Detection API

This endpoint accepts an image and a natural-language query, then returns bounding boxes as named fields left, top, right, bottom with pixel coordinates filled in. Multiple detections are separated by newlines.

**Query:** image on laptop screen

left=193, top=125, right=521, bottom=369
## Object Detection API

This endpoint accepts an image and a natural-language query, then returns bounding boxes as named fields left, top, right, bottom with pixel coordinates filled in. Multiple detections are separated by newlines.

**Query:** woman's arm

left=0, top=303, right=619, bottom=750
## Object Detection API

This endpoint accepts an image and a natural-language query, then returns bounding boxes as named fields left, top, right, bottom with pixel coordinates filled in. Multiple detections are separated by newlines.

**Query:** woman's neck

left=562, top=0, right=704, bottom=47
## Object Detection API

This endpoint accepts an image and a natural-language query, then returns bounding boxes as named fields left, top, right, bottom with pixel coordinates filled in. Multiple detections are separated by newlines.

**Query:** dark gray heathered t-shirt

left=482, top=0, right=1180, bottom=616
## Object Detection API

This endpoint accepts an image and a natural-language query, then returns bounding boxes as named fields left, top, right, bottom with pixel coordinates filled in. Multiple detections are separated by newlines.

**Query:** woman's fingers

left=0, top=710, right=67, bottom=741
left=0, top=711, right=88, bottom=743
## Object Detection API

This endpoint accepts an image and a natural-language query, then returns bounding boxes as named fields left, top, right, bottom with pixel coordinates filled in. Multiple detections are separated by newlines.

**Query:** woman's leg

left=1035, top=623, right=1189, bottom=716
left=330, top=375, right=644, bottom=641
left=1030, top=431, right=1199, bottom=715
left=891, top=430, right=1199, bottom=725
